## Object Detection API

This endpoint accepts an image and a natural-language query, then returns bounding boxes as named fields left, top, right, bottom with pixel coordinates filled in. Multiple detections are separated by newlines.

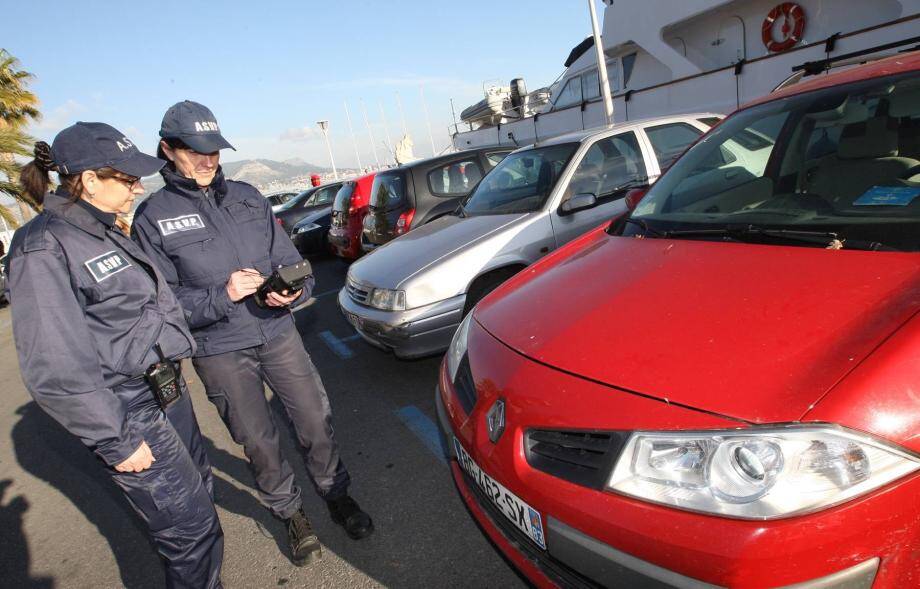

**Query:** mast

left=588, top=0, right=614, bottom=125
left=360, top=99, right=380, bottom=168
left=420, top=85, right=436, bottom=156
left=343, top=101, right=363, bottom=171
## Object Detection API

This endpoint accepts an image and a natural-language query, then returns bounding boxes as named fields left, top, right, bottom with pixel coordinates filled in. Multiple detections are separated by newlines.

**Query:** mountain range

left=141, top=158, right=333, bottom=194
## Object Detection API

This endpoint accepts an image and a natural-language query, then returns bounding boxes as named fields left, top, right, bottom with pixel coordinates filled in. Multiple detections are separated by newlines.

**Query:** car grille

left=452, top=355, right=477, bottom=415
left=525, top=429, right=629, bottom=490
left=458, top=469, right=602, bottom=589
left=346, top=278, right=371, bottom=305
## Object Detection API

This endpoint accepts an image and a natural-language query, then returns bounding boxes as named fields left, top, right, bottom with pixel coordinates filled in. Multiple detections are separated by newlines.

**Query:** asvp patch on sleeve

left=157, top=214, right=206, bottom=236
left=85, top=251, right=132, bottom=282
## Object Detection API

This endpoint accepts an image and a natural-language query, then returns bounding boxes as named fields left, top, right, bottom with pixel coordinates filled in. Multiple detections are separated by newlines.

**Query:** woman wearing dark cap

left=10, top=122, right=224, bottom=588
left=133, top=101, right=372, bottom=567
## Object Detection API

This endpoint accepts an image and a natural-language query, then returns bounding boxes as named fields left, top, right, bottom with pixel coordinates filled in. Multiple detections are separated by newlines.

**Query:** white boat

left=460, top=79, right=552, bottom=127
left=452, top=0, right=920, bottom=150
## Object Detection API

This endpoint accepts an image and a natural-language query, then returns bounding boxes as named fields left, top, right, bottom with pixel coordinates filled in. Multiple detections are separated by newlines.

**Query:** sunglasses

left=107, top=175, right=143, bottom=190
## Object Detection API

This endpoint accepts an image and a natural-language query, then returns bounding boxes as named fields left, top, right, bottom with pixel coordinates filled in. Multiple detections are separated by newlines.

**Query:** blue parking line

left=395, top=405, right=447, bottom=465
left=314, top=287, right=341, bottom=298
left=319, top=330, right=354, bottom=359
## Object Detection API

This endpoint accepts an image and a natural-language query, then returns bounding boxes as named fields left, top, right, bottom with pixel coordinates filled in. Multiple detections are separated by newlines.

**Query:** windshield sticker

left=853, top=186, right=920, bottom=207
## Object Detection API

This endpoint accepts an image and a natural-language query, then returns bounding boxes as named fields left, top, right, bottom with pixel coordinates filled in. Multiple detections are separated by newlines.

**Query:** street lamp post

left=316, top=120, right=338, bottom=180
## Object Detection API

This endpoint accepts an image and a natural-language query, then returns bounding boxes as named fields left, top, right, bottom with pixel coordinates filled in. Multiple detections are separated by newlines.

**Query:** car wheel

left=462, top=266, right=525, bottom=316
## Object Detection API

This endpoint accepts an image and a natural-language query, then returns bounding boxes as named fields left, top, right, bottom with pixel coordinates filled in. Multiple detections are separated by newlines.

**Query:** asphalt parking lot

left=0, top=255, right=528, bottom=589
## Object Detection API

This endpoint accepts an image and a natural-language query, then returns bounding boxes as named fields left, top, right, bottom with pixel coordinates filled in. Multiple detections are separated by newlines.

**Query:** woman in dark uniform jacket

left=9, top=123, right=223, bottom=588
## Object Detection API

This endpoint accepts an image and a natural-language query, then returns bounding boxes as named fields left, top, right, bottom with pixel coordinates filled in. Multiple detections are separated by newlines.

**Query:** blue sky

left=5, top=1, right=596, bottom=168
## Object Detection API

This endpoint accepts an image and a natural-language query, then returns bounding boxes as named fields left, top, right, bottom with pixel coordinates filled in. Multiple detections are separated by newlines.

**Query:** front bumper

left=433, top=323, right=915, bottom=588
left=337, top=288, right=465, bottom=359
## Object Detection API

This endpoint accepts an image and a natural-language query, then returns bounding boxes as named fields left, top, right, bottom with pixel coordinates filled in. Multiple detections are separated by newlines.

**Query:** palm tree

left=0, top=48, right=42, bottom=225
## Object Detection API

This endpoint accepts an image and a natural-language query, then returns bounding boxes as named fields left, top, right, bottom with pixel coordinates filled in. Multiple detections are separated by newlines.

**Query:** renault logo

left=486, top=399, right=506, bottom=443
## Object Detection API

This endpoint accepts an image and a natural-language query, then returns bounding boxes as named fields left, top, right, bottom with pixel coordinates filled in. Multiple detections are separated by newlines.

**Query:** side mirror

left=625, top=187, right=649, bottom=211
left=559, top=193, right=597, bottom=215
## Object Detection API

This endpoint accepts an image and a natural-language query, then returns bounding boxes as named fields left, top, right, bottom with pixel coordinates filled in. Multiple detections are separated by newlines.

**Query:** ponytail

left=19, top=141, right=57, bottom=206
left=19, top=140, right=83, bottom=204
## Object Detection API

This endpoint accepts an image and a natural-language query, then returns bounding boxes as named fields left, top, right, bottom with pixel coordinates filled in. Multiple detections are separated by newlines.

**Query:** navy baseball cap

left=51, top=122, right=165, bottom=177
left=159, top=100, right=235, bottom=153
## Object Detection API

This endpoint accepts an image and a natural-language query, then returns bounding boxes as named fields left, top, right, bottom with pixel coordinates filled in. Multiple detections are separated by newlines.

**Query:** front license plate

left=344, top=311, right=362, bottom=330
left=454, top=437, right=546, bottom=550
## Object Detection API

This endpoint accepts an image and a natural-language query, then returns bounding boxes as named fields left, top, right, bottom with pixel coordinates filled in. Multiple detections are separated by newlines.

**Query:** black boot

left=286, top=508, right=322, bottom=566
left=326, top=495, right=374, bottom=540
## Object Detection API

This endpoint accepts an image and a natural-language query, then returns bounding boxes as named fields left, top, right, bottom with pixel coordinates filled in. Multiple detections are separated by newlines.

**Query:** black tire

left=462, top=266, right=525, bottom=316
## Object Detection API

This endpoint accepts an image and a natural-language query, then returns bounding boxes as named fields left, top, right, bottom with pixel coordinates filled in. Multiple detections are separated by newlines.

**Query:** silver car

left=339, top=114, right=718, bottom=358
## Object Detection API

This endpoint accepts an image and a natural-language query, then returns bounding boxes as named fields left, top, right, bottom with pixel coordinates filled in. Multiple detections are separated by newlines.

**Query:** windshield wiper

left=623, top=217, right=666, bottom=237
left=662, top=226, right=842, bottom=247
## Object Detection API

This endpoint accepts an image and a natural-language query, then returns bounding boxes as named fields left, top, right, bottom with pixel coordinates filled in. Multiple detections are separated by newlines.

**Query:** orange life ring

left=762, top=3, right=806, bottom=53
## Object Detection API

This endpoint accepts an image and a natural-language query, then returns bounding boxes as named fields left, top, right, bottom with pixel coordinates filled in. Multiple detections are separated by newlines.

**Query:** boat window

left=607, top=59, right=620, bottom=93
left=370, top=172, right=408, bottom=210
left=428, top=160, right=483, bottom=196
left=582, top=69, right=600, bottom=101
left=485, top=151, right=510, bottom=169
left=554, top=78, right=583, bottom=109
left=622, top=53, right=637, bottom=88
left=628, top=72, right=920, bottom=252
left=463, top=143, right=578, bottom=215
left=564, top=132, right=647, bottom=202
left=645, top=123, right=704, bottom=170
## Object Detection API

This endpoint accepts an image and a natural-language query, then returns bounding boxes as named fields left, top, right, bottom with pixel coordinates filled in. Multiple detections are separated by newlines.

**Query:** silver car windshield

left=462, top=143, right=578, bottom=216
left=628, top=72, right=920, bottom=251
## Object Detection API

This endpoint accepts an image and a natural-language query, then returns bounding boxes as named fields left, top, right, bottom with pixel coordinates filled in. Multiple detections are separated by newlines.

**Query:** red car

left=329, top=172, right=376, bottom=259
left=438, top=52, right=920, bottom=588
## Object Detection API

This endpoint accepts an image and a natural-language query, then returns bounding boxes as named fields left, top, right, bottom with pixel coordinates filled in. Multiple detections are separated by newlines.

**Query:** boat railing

left=451, top=13, right=920, bottom=150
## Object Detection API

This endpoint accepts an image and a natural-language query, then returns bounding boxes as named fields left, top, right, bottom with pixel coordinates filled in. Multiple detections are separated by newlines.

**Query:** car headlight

left=368, top=288, right=406, bottom=311
left=446, top=312, right=473, bottom=382
left=608, top=425, right=920, bottom=519
left=295, top=222, right=320, bottom=234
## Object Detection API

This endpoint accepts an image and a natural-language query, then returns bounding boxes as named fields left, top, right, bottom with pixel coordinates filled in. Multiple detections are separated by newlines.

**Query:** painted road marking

left=314, top=287, right=342, bottom=299
left=319, top=330, right=354, bottom=359
left=395, top=405, right=447, bottom=465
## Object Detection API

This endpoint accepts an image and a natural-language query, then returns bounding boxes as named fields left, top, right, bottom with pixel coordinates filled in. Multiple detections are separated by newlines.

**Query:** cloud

left=279, top=126, right=318, bottom=142
left=32, top=99, right=86, bottom=136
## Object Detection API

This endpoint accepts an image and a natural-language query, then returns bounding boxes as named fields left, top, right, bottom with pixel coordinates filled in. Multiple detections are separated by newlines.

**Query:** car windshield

left=333, top=183, right=355, bottom=212
left=278, top=189, right=313, bottom=212
left=627, top=72, right=920, bottom=252
left=370, top=171, right=407, bottom=210
left=462, top=143, right=578, bottom=215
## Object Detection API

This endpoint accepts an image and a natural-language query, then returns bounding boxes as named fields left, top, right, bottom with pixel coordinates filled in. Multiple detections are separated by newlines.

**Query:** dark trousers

left=192, top=325, right=350, bottom=520
left=111, top=378, right=224, bottom=589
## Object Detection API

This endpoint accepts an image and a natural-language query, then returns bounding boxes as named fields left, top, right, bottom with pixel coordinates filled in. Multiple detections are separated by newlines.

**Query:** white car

left=339, top=114, right=720, bottom=358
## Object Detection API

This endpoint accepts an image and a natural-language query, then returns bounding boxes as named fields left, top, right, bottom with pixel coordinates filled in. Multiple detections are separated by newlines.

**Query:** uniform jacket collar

left=160, top=165, right=230, bottom=203
left=44, top=189, right=109, bottom=240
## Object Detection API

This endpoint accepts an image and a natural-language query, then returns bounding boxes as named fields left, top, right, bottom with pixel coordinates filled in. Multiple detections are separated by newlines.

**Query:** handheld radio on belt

left=145, top=344, right=181, bottom=409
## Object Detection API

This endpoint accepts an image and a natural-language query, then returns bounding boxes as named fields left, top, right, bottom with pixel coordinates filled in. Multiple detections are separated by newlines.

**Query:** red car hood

left=475, top=234, right=920, bottom=423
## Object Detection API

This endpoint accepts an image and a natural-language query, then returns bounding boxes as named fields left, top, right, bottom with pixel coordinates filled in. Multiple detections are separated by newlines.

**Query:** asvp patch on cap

left=157, top=214, right=206, bottom=236
left=85, top=250, right=132, bottom=283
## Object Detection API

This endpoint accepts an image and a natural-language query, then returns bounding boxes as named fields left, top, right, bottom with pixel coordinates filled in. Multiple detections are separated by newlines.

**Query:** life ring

left=762, top=3, right=806, bottom=53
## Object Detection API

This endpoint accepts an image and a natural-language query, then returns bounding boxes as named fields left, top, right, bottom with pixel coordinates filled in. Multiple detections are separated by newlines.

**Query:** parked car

left=329, top=172, right=376, bottom=260
left=291, top=206, right=333, bottom=256
left=265, top=191, right=298, bottom=212
left=437, top=53, right=920, bottom=588
left=276, top=181, right=342, bottom=235
left=339, top=114, right=717, bottom=358
left=362, top=147, right=511, bottom=251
